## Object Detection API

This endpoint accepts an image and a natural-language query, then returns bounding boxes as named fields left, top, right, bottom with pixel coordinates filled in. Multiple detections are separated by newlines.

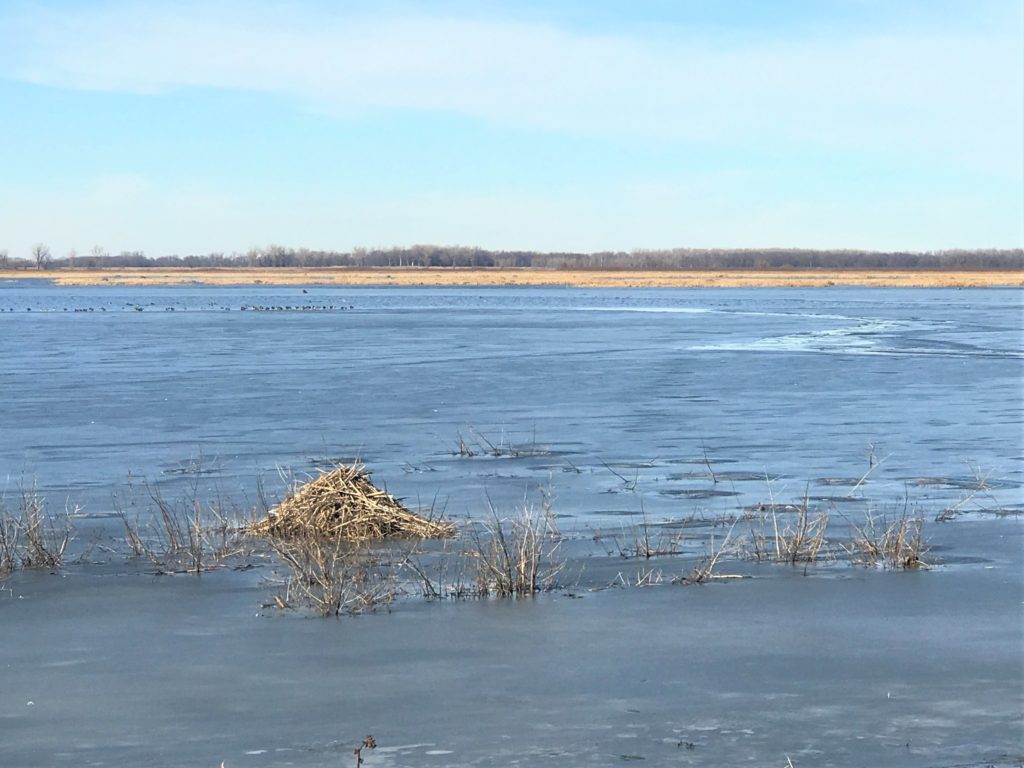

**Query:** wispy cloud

left=0, top=2, right=1019, bottom=254
left=2, top=1, right=1020, bottom=174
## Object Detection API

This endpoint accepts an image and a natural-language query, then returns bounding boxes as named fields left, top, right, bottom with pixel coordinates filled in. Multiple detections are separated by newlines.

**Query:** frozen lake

left=0, top=283, right=1020, bottom=524
left=1, top=282, right=1021, bottom=767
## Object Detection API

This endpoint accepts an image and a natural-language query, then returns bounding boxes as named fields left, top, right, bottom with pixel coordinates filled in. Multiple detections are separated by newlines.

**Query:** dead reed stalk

left=748, top=480, right=828, bottom=564
left=268, top=530, right=400, bottom=616
left=616, top=502, right=686, bottom=559
left=113, top=478, right=253, bottom=573
left=454, top=426, right=551, bottom=459
left=935, top=462, right=1003, bottom=521
left=472, top=501, right=562, bottom=597
left=777, top=498, right=829, bottom=564
left=0, top=500, right=21, bottom=574
left=353, top=735, right=377, bottom=766
left=679, top=518, right=741, bottom=584
left=0, top=484, right=71, bottom=573
left=406, top=539, right=476, bottom=600
left=846, top=510, right=929, bottom=569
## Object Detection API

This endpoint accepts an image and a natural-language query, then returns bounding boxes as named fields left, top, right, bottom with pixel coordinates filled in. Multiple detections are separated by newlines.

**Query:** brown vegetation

left=845, top=510, right=929, bottom=569
left=471, top=503, right=563, bottom=597
left=244, top=464, right=450, bottom=615
left=405, top=495, right=563, bottom=600
left=353, top=736, right=377, bottom=767
left=0, top=484, right=71, bottom=574
left=245, top=464, right=454, bottom=541
left=616, top=503, right=686, bottom=560
left=678, top=518, right=743, bottom=584
left=748, top=493, right=830, bottom=565
left=3, top=267, right=1020, bottom=288
left=113, top=474, right=253, bottom=574
left=267, top=531, right=401, bottom=617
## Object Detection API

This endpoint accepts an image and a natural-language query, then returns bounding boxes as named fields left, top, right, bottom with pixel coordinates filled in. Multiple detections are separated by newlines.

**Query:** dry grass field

left=1, top=267, right=1021, bottom=288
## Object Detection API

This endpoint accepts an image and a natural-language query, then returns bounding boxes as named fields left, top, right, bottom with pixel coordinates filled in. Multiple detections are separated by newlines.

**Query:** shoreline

left=1, top=267, right=1021, bottom=288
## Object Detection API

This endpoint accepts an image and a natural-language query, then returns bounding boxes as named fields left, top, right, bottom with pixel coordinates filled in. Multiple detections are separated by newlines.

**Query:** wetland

left=1, top=283, right=1021, bottom=767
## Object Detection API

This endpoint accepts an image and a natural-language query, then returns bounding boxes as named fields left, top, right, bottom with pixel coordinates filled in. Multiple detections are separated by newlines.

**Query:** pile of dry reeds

left=246, top=464, right=454, bottom=541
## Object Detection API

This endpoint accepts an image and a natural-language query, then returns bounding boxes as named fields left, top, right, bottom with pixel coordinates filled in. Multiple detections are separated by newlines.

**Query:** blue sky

left=0, top=0, right=1021, bottom=257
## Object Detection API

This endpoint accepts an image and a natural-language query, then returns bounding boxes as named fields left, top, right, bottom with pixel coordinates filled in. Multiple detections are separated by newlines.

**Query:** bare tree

left=67, top=248, right=77, bottom=268
left=0, top=249, right=8, bottom=269
left=32, top=243, right=51, bottom=271
left=6, top=243, right=1019, bottom=272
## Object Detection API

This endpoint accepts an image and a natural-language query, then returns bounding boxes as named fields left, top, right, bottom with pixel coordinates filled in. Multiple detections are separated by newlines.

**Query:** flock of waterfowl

left=240, top=304, right=353, bottom=311
left=3, top=304, right=354, bottom=312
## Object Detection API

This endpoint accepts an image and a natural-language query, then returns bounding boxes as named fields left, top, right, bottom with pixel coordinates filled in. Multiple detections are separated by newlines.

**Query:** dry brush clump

left=267, top=530, right=402, bottom=617
left=0, top=484, right=72, bottom=574
left=114, top=478, right=254, bottom=573
left=845, top=509, right=929, bottom=569
left=743, top=476, right=932, bottom=571
left=773, top=501, right=829, bottom=564
left=471, top=501, right=563, bottom=597
left=746, top=481, right=830, bottom=565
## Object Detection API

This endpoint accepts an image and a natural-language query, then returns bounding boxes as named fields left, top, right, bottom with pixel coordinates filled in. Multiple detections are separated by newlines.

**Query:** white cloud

left=0, top=2, right=1019, bottom=254
left=1, top=1, right=1021, bottom=175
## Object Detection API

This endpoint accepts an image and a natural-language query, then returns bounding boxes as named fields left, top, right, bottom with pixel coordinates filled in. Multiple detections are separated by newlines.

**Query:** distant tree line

left=2, top=244, right=1021, bottom=271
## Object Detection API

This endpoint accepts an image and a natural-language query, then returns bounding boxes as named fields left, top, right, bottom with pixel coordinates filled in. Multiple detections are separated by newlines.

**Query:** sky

left=0, top=0, right=1021, bottom=257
